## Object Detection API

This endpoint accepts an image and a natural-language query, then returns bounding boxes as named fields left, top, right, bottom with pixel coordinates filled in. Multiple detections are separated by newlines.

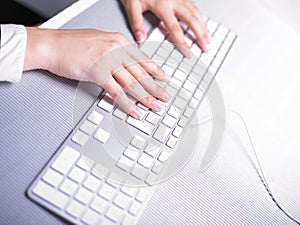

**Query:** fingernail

left=203, top=44, right=209, bottom=53
left=184, top=49, right=191, bottom=58
left=152, top=100, right=164, bottom=111
left=131, top=107, right=142, bottom=119
left=207, top=34, right=211, bottom=43
left=163, top=71, right=171, bottom=81
left=135, top=31, right=145, bottom=43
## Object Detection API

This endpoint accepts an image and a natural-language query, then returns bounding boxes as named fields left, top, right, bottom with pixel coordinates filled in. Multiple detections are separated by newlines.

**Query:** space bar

left=127, top=117, right=155, bottom=135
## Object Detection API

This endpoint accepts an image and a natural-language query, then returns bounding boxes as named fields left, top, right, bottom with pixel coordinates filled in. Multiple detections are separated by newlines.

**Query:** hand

left=24, top=28, right=170, bottom=119
left=121, top=0, right=210, bottom=55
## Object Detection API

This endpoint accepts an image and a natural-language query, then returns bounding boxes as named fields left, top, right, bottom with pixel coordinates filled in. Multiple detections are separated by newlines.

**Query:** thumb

left=123, top=1, right=147, bottom=43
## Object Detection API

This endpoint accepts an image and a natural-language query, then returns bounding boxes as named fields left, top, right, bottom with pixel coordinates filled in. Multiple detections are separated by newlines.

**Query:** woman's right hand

left=24, top=27, right=170, bottom=119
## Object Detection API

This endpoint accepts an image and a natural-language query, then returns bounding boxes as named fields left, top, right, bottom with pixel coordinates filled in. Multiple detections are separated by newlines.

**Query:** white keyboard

left=28, top=16, right=236, bottom=225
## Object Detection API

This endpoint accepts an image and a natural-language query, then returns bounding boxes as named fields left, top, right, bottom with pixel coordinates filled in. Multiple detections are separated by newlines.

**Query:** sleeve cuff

left=0, top=24, right=27, bottom=83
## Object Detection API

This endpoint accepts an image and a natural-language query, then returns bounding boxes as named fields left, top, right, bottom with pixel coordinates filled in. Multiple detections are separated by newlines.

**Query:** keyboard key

left=68, top=166, right=87, bottom=184
left=72, top=130, right=89, bottom=146
left=131, top=165, right=148, bottom=180
left=156, top=46, right=171, bottom=58
left=121, top=186, right=138, bottom=197
left=80, top=120, right=97, bottom=135
left=137, top=102, right=149, bottom=111
left=94, top=128, right=110, bottom=143
left=126, top=117, right=155, bottom=135
left=130, top=135, right=146, bottom=149
left=191, top=44, right=202, bottom=58
left=140, top=42, right=159, bottom=57
left=169, top=77, right=183, bottom=88
left=99, top=183, right=117, bottom=201
left=88, top=110, right=104, bottom=125
left=207, top=19, right=218, bottom=34
left=167, top=105, right=181, bottom=119
left=83, top=174, right=102, bottom=192
left=178, top=116, right=189, bottom=128
left=59, top=179, right=78, bottom=196
left=162, top=64, right=175, bottom=77
left=92, top=163, right=110, bottom=179
left=173, top=96, right=187, bottom=109
left=164, top=84, right=178, bottom=99
left=192, top=64, right=207, bottom=79
left=184, top=35, right=193, bottom=47
left=113, top=107, right=127, bottom=120
left=158, top=151, right=170, bottom=163
left=117, top=156, right=134, bottom=172
left=123, top=146, right=140, bottom=161
left=52, top=146, right=80, bottom=174
left=172, top=126, right=183, bottom=138
left=165, top=56, right=178, bottom=68
left=178, top=88, right=192, bottom=99
left=33, top=181, right=69, bottom=209
left=152, top=54, right=165, bottom=67
left=128, top=201, right=142, bottom=216
left=106, top=172, right=124, bottom=188
left=136, top=189, right=150, bottom=203
left=98, top=94, right=114, bottom=112
left=76, top=156, right=94, bottom=171
left=183, top=79, right=197, bottom=93
left=106, top=205, right=124, bottom=223
left=166, top=136, right=177, bottom=149
left=145, top=172, right=159, bottom=186
left=82, top=209, right=101, bottom=225
left=137, top=153, right=155, bottom=168
left=146, top=111, right=161, bottom=125
left=144, top=143, right=161, bottom=158
left=173, top=69, right=188, bottom=82
left=161, top=40, right=174, bottom=52
left=75, top=187, right=93, bottom=205
left=194, top=88, right=204, bottom=100
left=91, top=196, right=108, bottom=214
left=113, top=192, right=131, bottom=209
left=184, top=106, right=194, bottom=117
left=152, top=161, right=164, bottom=174
left=42, top=168, right=63, bottom=188
left=153, top=124, right=171, bottom=143
left=170, top=49, right=183, bottom=63
left=189, top=97, right=200, bottom=108
left=147, top=27, right=165, bottom=42
left=122, top=214, right=135, bottom=225
left=162, top=114, right=177, bottom=128
left=179, top=61, right=192, bottom=74
left=66, top=200, right=85, bottom=218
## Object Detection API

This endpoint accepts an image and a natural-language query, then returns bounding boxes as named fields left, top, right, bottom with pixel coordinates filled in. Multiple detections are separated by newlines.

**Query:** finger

left=101, top=76, right=142, bottom=119
left=159, top=14, right=190, bottom=57
left=113, top=68, right=164, bottom=112
left=125, top=63, right=170, bottom=102
left=175, top=5, right=210, bottom=52
left=122, top=0, right=147, bottom=42
left=123, top=44, right=169, bottom=81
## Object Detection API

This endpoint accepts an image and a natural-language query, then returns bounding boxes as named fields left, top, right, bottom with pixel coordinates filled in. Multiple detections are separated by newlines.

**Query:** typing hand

left=24, top=28, right=169, bottom=119
left=121, top=0, right=210, bottom=56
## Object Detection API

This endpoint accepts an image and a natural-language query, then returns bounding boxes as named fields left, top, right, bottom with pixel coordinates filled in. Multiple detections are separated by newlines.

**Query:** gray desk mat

left=0, top=0, right=147, bottom=224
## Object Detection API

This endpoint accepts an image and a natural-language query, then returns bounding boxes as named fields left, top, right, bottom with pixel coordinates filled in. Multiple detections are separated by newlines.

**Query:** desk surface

left=1, top=0, right=299, bottom=224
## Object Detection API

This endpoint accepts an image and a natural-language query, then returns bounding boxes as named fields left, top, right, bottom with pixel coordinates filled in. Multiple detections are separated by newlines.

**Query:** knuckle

left=112, top=32, right=126, bottom=42
left=108, top=39, right=120, bottom=49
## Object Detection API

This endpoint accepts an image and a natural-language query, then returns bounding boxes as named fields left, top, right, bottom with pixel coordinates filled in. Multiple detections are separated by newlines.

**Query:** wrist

left=24, top=27, right=55, bottom=71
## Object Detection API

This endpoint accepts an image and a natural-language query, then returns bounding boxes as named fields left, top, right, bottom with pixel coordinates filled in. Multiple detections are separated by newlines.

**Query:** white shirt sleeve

left=0, top=24, right=27, bottom=83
